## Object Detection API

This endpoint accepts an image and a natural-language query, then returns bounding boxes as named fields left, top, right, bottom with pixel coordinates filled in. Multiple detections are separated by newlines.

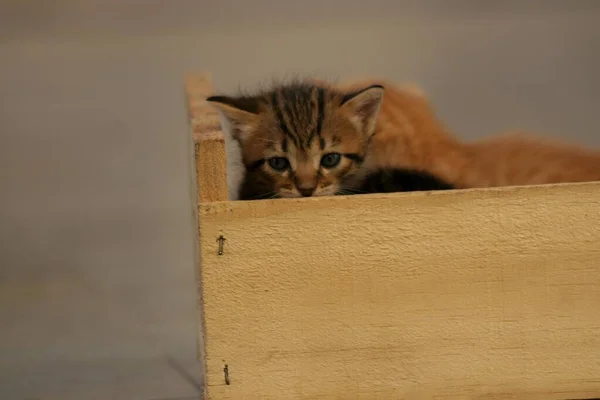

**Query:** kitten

left=330, top=78, right=600, bottom=188
left=207, top=81, right=452, bottom=200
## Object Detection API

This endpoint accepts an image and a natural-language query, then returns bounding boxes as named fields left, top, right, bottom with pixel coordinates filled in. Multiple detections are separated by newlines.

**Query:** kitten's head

left=207, top=81, right=384, bottom=199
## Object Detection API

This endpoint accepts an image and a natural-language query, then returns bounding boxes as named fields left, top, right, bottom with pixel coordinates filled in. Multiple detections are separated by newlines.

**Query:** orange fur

left=332, top=78, right=600, bottom=188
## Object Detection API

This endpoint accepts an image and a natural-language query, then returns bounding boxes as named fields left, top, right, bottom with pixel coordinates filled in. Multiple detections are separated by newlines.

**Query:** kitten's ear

left=339, top=85, right=384, bottom=137
left=205, top=95, right=260, bottom=142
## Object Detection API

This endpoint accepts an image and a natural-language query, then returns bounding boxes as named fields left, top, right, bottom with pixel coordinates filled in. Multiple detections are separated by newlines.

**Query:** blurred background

left=1, top=1, right=599, bottom=399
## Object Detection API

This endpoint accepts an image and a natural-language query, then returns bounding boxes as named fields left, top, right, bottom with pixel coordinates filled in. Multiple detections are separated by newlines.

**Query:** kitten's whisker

left=337, top=186, right=366, bottom=195
left=247, top=191, right=278, bottom=200
left=336, top=190, right=360, bottom=196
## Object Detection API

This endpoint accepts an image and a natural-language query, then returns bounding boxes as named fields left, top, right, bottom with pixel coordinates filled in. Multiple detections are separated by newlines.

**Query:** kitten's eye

left=320, top=153, right=341, bottom=168
left=267, top=157, right=289, bottom=171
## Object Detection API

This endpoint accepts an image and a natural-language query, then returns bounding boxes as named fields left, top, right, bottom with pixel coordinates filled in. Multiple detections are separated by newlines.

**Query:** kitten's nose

left=298, top=186, right=316, bottom=197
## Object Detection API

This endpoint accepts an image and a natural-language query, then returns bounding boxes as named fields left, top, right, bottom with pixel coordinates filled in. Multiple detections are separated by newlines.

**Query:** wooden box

left=186, top=73, right=600, bottom=399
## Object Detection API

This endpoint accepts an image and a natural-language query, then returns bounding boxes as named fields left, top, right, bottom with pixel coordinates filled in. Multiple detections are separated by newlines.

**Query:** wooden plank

left=185, top=72, right=228, bottom=399
left=197, top=182, right=600, bottom=399
left=185, top=72, right=228, bottom=203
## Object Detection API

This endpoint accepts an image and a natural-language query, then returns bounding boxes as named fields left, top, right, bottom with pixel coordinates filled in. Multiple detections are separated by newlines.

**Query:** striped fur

left=207, top=81, right=384, bottom=200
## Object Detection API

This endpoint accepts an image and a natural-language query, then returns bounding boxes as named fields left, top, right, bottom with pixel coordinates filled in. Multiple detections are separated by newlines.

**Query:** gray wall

left=1, top=0, right=599, bottom=376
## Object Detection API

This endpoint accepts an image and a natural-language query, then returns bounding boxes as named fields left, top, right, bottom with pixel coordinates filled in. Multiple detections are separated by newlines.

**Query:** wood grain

left=185, top=72, right=228, bottom=203
left=185, top=72, right=228, bottom=399
left=197, top=182, right=600, bottom=399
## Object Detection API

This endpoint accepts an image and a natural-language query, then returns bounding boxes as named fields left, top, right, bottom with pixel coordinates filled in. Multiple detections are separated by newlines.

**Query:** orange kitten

left=331, top=78, right=600, bottom=188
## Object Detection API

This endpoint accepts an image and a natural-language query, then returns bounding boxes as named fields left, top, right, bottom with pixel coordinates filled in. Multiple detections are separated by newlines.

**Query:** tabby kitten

left=206, top=81, right=374, bottom=200
left=207, top=81, right=453, bottom=200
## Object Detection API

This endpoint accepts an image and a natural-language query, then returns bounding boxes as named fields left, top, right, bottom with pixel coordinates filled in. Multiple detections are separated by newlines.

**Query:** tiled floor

left=1, top=1, right=599, bottom=399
